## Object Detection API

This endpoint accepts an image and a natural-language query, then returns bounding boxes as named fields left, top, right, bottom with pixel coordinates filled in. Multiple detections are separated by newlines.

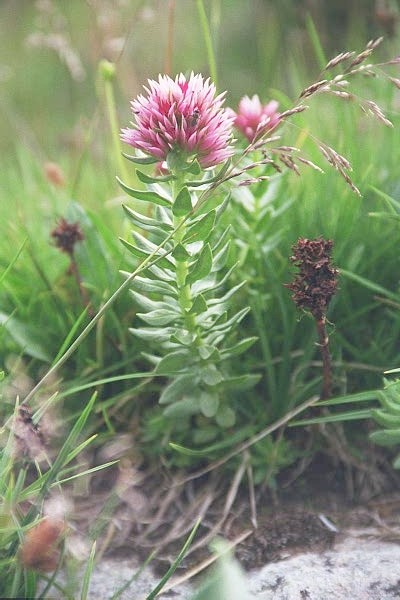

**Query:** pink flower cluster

left=229, top=94, right=280, bottom=142
left=121, top=72, right=234, bottom=170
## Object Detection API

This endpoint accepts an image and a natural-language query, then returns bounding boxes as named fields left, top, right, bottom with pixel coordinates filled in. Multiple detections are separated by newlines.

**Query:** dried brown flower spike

left=286, top=237, right=339, bottom=399
left=20, top=517, right=65, bottom=572
left=286, top=237, right=338, bottom=320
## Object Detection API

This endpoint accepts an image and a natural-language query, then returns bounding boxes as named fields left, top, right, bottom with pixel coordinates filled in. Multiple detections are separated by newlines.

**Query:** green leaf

left=119, top=237, right=173, bottom=270
left=145, top=519, right=200, bottom=600
left=172, top=186, right=193, bottom=217
left=127, top=274, right=177, bottom=297
left=183, top=211, right=216, bottom=243
left=131, top=327, right=176, bottom=343
left=122, top=204, right=173, bottom=233
left=215, top=406, right=236, bottom=428
left=200, top=364, right=223, bottom=385
left=370, top=428, right=400, bottom=447
left=220, top=337, right=258, bottom=359
left=340, top=268, right=400, bottom=303
left=0, top=312, right=51, bottom=362
left=199, top=344, right=219, bottom=360
left=189, top=294, right=208, bottom=315
left=186, top=159, right=201, bottom=175
left=80, top=542, right=96, bottom=600
left=122, top=153, right=158, bottom=165
left=170, top=330, right=196, bottom=346
left=116, top=176, right=171, bottom=206
left=172, top=243, right=191, bottom=262
left=155, top=350, right=192, bottom=375
left=194, top=192, right=230, bottom=217
left=136, top=169, right=175, bottom=184
left=159, top=374, right=197, bottom=404
left=371, top=408, right=400, bottom=429
left=291, top=409, right=372, bottom=427
left=199, top=391, right=219, bottom=418
left=186, top=160, right=231, bottom=188
left=212, top=240, right=231, bottom=271
left=163, top=397, right=199, bottom=418
left=221, top=373, right=261, bottom=391
left=131, top=290, right=178, bottom=312
left=137, top=309, right=178, bottom=326
left=186, top=244, right=212, bottom=285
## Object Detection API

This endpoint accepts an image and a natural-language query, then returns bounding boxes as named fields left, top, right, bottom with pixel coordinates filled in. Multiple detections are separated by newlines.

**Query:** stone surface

left=43, top=534, right=400, bottom=599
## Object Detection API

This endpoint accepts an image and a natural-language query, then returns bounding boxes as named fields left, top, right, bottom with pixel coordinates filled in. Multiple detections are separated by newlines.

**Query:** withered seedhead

left=286, top=237, right=338, bottom=320
left=51, top=218, right=84, bottom=256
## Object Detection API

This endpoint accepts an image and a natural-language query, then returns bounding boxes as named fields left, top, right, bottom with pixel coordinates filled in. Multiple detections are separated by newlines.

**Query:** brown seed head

left=286, top=237, right=338, bottom=320
left=51, top=218, right=84, bottom=255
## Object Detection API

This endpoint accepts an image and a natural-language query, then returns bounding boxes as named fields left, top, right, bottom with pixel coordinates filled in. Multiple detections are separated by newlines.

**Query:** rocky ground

left=76, top=533, right=400, bottom=599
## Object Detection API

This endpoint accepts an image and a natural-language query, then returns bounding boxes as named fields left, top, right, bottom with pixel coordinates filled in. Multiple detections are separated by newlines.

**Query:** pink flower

left=121, top=72, right=234, bottom=170
left=229, top=95, right=280, bottom=142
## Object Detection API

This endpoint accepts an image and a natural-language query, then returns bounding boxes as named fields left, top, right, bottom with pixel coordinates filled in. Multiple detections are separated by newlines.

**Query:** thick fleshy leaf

left=119, top=237, right=172, bottom=270
left=220, top=337, right=258, bottom=360
left=172, top=186, right=193, bottom=217
left=198, top=344, right=219, bottom=360
left=219, top=373, right=261, bottom=391
left=155, top=350, right=192, bottom=375
left=122, top=205, right=173, bottom=233
left=370, top=428, right=400, bottom=446
left=124, top=273, right=177, bottom=296
left=172, top=243, right=191, bottom=262
left=194, top=192, right=230, bottom=217
left=183, top=211, right=216, bottom=243
left=163, top=397, right=199, bottom=418
left=130, top=327, right=175, bottom=343
left=200, top=364, right=223, bottom=386
left=137, top=309, right=178, bottom=326
left=371, top=408, right=400, bottom=429
left=159, top=374, right=197, bottom=405
left=131, top=290, right=178, bottom=312
left=186, top=244, right=212, bottom=285
left=212, top=240, right=231, bottom=271
left=189, top=294, right=208, bottom=315
left=136, top=169, right=175, bottom=184
left=122, top=152, right=158, bottom=165
left=199, top=391, right=219, bottom=418
left=117, top=176, right=171, bottom=206
left=132, top=230, right=174, bottom=263
left=215, top=406, right=236, bottom=428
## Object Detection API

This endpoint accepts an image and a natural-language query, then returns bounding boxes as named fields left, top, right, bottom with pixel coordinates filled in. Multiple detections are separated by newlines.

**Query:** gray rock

left=42, top=535, right=400, bottom=599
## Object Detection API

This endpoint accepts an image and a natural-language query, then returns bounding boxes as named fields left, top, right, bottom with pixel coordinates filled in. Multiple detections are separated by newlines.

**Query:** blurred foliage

left=1, top=0, right=399, bottom=159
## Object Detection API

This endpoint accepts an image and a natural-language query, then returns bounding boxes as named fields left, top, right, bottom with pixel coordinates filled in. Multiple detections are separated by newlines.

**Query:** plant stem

left=196, top=0, right=218, bottom=86
left=172, top=192, right=196, bottom=332
left=315, top=315, right=332, bottom=400
left=164, top=0, right=175, bottom=75
left=69, top=254, right=92, bottom=315
left=99, top=60, right=129, bottom=182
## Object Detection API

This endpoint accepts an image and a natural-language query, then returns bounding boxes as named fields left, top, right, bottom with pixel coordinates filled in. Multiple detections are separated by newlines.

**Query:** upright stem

left=99, top=60, right=129, bottom=182
left=315, top=315, right=332, bottom=400
left=196, top=0, right=218, bottom=87
left=172, top=181, right=197, bottom=334
left=164, top=0, right=175, bottom=75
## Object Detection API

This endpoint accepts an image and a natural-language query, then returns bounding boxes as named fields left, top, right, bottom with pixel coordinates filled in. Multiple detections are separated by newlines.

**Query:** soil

left=74, top=449, right=400, bottom=577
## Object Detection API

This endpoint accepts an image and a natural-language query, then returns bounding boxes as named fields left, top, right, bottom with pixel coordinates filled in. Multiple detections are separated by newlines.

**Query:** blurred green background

left=1, top=0, right=398, bottom=162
